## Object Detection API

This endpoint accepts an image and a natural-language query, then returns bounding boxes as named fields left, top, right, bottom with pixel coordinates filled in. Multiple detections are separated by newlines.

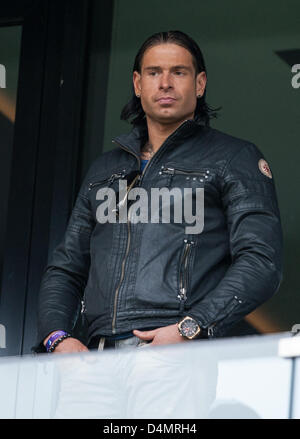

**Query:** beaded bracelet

left=45, top=330, right=68, bottom=352
left=46, top=331, right=71, bottom=353
left=48, top=333, right=71, bottom=353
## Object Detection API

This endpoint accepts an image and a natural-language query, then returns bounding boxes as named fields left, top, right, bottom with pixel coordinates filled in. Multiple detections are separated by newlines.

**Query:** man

left=36, top=30, right=283, bottom=354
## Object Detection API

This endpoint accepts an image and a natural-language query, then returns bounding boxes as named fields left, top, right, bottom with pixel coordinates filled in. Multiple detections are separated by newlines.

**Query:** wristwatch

left=178, top=316, right=201, bottom=340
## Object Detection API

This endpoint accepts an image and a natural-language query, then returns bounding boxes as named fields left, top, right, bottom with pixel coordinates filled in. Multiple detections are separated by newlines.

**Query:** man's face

left=133, top=43, right=206, bottom=125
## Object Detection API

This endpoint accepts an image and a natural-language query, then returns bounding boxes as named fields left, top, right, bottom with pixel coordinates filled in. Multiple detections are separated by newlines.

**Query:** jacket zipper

left=111, top=175, right=141, bottom=333
left=111, top=135, right=165, bottom=334
left=178, top=239, right=194, bottom=312
left=110, top=120, right=192, bottom=333
left=110, top=142, right=141, bottom=334
left=206, top=295, right=243, bottom=337
left=161, top=166, right=209, bottom=179
left=112, top=213, right=131, bottom=333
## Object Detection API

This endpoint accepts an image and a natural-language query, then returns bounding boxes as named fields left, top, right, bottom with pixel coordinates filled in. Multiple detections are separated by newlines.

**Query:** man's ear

left=196, top=71, right=207, bottom=97
left=133, top=71, right=141, bottom=97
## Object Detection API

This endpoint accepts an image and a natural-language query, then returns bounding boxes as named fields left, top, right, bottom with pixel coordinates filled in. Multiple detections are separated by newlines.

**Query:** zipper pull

left=81, top=300, right=86, bottom=314
left=108, top=174, right=114, bottom=184
left=207, top=323, right=216, bottom=337
left=160, top=166, right=175, bottom=175
left=108, top=172, right=122, bottom=184
left=178, top=287, right=187, bottom=302
left=134, top=174, right=142, bottom=188
left=178, top=287, right=187, bottom=313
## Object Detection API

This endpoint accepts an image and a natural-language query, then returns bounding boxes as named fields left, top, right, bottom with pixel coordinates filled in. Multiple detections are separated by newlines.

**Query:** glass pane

left=0, top=332, right=293, bottom=418
left=0, top=25, right=22, bottom=287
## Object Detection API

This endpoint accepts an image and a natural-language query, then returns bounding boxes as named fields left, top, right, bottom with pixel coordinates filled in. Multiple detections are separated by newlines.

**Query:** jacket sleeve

left=188, top=142, right=283, bottom=337
left=35, top=169, right=96, bottom=351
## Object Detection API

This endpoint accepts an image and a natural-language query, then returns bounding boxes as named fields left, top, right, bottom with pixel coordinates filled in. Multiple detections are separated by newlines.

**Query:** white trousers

left=53, top=337, right=218, bottom=419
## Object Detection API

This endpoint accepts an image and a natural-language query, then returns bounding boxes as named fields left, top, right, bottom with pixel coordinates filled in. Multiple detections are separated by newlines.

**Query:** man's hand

left=133, top=324, right=187, bottom=346
left=51, top=337, right=89, bottom=353
left=43, top=332, right=89, bottom=354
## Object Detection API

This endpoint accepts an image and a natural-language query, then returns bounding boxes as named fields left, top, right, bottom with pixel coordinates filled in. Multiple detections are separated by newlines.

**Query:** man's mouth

left=157, top=97, right=176, bottom=104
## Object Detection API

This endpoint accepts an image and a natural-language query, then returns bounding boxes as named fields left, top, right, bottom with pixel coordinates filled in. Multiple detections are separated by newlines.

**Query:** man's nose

left=159, top=72, right=173, bottom=90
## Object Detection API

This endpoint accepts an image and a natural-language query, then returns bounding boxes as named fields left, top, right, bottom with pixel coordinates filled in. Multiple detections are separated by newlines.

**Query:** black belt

left=88, top=326, right=158, bottom=350
left=88, top=336, right=120, bottom=350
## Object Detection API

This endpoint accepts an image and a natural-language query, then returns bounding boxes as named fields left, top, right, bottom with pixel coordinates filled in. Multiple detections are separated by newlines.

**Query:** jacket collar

left=112, top=119, right=203, bottom=159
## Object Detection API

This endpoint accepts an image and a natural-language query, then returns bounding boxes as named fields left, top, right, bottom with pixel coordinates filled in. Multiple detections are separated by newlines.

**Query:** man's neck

left=145, top=116, right=193, bottom=155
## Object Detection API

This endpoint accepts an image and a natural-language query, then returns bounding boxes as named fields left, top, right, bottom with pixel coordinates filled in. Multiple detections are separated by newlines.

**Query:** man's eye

left=149, top=71, right=158, bottom=76
left=175, top=71, right=184, bottom=75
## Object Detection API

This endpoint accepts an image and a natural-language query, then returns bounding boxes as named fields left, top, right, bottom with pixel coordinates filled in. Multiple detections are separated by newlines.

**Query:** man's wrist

left=44, top=330, right=71, bottom=353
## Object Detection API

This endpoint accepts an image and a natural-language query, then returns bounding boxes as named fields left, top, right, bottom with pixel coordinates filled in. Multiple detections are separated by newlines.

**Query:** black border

left=0, top=0, right=49, bottom=357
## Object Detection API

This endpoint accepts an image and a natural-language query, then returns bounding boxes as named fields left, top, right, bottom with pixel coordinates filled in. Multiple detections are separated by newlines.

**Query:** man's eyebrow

left=143, top=65, right=192, bottom=71
left=143, top=66, right=162, bottom=71
left=171, top=65, right=192, bottom=71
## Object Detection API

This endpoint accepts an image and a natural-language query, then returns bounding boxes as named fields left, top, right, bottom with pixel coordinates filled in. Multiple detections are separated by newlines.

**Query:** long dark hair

left=120, top=30, right=220, bottom=127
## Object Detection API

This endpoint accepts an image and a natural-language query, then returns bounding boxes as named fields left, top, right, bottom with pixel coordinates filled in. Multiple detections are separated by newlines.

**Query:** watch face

left=180, top=318, right=199, bottom=338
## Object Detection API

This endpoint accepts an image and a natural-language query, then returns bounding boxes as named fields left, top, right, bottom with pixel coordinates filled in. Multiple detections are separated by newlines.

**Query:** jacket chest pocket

left=159, top=165, right=212, bottom=188
left=88, top=170, right=128, bottom=221
left=88, top=171, right=127, bottom=192
left=158, top=165, right=214, bottom=235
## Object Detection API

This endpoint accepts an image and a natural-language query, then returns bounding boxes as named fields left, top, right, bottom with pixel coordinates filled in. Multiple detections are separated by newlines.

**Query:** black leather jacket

left=37, top=120, right=283, bottom=347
